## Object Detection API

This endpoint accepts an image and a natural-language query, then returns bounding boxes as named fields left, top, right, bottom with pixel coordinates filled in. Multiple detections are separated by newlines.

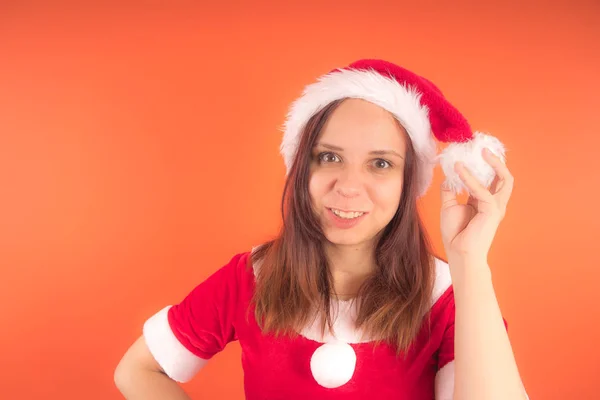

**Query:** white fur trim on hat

left=280, top=68, right=438, bottom=196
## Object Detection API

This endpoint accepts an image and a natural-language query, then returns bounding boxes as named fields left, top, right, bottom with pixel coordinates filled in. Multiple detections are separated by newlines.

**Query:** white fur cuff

left=142, top=306, right=208, bottom=383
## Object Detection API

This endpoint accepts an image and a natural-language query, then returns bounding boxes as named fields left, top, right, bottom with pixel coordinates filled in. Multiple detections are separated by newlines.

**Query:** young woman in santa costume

left=115, top=59, right=529, bottom=400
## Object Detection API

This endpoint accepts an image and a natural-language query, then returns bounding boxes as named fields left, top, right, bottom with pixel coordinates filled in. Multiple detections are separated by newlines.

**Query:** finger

left=482, top=148, right=514, bottom=205
left=489, top=174, right=501, bottom=194
left=467, top=194, right=478, bottom=210
left=440, top=181, right=459, bottom=209
left=455, top=162, right=494, bottom=206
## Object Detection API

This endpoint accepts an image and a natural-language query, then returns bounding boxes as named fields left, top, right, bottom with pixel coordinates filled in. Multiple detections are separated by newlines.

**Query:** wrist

left=446, top=251, right=488, bottom=268
left=447, top=253, right=491, bottom=279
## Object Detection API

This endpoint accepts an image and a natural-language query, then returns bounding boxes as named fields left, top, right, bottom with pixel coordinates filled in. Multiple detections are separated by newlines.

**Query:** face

left=309, top=98, right=408, bottom=247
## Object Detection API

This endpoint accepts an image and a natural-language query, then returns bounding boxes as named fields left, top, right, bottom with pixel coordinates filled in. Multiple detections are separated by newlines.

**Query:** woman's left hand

left=440, top=148, right=515, bottom=265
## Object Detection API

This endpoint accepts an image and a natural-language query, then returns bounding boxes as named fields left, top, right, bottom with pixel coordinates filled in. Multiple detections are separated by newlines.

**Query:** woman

left=115, top=59, right=529, bottom=399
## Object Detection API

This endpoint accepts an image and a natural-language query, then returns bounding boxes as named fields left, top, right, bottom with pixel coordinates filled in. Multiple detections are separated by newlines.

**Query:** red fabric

left=167, top=252, right=460, bottom=400
left=167, top=252, right=246, bottom=359
left=334, top=59, right=473, bottom=144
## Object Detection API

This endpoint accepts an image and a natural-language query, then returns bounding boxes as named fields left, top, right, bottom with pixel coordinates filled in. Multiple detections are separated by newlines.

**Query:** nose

left=334, top=167, right=362, bottom=198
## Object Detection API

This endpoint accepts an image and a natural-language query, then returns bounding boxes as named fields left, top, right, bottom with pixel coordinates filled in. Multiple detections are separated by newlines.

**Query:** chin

left=323, top=230, right=373, bottom=247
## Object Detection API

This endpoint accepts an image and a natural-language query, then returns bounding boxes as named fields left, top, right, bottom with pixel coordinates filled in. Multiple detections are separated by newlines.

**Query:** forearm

left=449, top=259, right=527, bottom=400
left=115, top=368, right=192, bottom=400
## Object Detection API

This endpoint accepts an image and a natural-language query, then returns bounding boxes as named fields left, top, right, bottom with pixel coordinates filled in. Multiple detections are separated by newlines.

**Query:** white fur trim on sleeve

left=437, top=132, right=506, bottom=195
left=142, top=306, right=208, bottom=383
left=435, top=360, right=455, bottom=400
left=431, top=257, right=452, bottom=306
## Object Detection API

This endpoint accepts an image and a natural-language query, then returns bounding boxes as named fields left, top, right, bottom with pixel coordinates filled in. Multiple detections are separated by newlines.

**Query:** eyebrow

left=316, top=142, right=405, bottom=159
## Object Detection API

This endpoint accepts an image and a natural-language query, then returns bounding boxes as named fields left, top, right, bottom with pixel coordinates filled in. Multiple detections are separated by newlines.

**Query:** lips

left=325, top=208, right=368, bottom=230
left=329, top=208, right=366, bottom=219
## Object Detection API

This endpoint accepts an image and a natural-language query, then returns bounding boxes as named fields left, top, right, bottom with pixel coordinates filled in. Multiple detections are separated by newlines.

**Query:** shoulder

left=430, top=256, right=454, bottom=319
left=407, top=257, right=454, bottom=355
left=218, top=250, right=256, bottom=288
left=182, top=250, right=256, bottom=302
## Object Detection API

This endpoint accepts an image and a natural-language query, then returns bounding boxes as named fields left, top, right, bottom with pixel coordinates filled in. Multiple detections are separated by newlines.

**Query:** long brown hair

left=251, top=98, right=436, bottom=354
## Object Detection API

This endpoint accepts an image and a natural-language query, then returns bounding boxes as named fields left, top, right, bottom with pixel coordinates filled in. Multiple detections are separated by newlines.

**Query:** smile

left=328, top=208, right=366, bottom=219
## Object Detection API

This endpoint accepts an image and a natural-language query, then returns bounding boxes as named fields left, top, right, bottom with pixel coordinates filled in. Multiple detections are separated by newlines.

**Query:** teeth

left=331, top=209, right=365, bottom=219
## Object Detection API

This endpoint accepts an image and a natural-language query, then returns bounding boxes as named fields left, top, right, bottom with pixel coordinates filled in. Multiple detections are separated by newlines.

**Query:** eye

left=318, top=152, right=341, bottom=163
left=372, top=158, right=392, bottom=169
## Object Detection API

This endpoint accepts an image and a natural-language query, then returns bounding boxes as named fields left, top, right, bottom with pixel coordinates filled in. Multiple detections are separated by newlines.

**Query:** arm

left=440, top=148, right=527, bottom=400
left=114, top=335, right=205, bottom=399
left=449, top=260, right=527, bottom=400
left=114, top=253, right=245, bottom=398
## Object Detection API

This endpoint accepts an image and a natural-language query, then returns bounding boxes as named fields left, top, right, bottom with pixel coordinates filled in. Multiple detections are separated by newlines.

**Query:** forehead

left=319, top=98, right=407, bottom=151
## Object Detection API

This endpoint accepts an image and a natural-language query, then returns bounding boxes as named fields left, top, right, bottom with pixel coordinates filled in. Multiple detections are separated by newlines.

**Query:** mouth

left=325, top=207, right=369, bottom=230
left=327, top=208, right=367, bottom=220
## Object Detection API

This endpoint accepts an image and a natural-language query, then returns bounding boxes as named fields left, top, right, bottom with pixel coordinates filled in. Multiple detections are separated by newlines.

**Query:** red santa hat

left=280, top=59, right=506, bottom=196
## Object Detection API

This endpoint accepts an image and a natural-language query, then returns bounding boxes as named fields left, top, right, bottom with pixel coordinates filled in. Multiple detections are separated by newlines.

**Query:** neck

left=324, top=240, right=377, bottom=300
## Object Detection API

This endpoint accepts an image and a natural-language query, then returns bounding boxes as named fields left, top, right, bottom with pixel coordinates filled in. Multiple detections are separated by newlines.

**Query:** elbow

left=114, top=357, right=133, bottom=392
left=113, top=361, right=126, bottom=391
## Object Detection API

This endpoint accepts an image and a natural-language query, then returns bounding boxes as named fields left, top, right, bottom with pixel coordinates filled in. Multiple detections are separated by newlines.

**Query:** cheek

left=308, top=172, right=330, bottom=206
left=371, top=178, right=403, bottom=213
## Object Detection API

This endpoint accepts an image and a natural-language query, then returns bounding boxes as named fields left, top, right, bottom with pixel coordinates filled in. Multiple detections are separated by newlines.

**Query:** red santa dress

left=142, top=250, right=483, bottom=400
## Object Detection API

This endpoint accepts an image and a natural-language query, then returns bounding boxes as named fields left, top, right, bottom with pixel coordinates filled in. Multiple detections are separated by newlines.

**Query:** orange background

left=1, top=1, right=599, bottom=399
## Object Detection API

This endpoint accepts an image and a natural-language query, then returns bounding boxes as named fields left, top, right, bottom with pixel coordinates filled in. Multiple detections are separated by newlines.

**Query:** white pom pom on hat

left=280, top=59, right=506, bottom=196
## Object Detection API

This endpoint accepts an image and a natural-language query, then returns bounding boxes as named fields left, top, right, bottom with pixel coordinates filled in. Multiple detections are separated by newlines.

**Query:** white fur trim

left=310, top=341, right=357, bottom=388
left=143, top=306, right=208, bottom=383
left=250, top=245, right=261, bottom=276
left=437, top=132, right=506, bottom=194
left=300, top=298, right=369, bottom=343
left=431, top=257, right=452, bottom=306
left=296, top=257, right=452, bottom=344
left=281, top=68, right=438, bottom=196
left=435, top=360, right=455, bottom=400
